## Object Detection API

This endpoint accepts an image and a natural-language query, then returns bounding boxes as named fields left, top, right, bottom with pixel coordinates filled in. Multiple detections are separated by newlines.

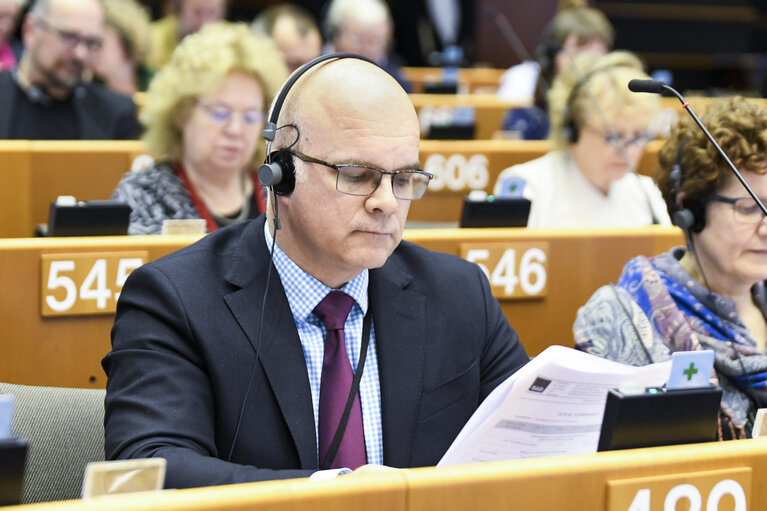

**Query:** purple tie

left=314, top=291, right=367, bottom=469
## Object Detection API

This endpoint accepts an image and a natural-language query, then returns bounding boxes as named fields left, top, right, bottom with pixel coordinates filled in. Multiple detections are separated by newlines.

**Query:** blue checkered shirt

left=264, top=223, right=383, bottom=465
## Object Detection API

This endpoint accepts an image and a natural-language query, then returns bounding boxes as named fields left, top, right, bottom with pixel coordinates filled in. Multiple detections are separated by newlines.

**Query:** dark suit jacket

left=0, top=70, right=140, bottom=140
left=103, top=216, right=529, bottom=489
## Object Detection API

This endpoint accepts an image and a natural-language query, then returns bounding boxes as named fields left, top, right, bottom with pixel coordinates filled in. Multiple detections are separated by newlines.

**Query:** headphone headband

left=262, top=52, right=377, bottom=143
left=259, top=52, right=379, bottom=195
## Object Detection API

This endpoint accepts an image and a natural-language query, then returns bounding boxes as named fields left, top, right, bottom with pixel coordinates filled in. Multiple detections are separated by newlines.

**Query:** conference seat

left=0, top=382, right=105, bottom=504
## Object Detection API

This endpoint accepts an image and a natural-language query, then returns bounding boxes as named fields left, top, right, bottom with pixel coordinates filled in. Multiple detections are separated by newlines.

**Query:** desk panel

left=410, top=94, right=523, bottom=140
left=405, top=226, right=683, bottom=356
left=403, top=67, right=505, bottom=94
left=0, top=236, right=201, bottom=388
left=7, top=440, right=767, bottom=510
left=0, top=141, right=145, bottom=238
left=0, top=227, right=682, bottom=389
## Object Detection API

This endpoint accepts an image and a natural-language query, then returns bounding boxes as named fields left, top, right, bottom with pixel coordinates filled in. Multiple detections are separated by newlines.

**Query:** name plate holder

left=460, top=241, right=548, bottom=300
left=607, top=467, right=751, bottom=511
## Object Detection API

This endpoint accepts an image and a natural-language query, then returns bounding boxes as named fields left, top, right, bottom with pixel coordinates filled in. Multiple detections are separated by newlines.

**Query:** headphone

left=669, top=137, right=707, bottom=233
left=257, top=52, right=377, bottom=196
left=560, top=63, right=627, bottom=144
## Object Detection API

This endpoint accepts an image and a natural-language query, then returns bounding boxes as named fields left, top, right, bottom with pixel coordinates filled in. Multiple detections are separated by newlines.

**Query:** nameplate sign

left=460, top=242, right=548, bottom=300
left=607, top=467, right=751, bottom=511
left=40, top=252, right=147, bottom=317
left=423, top=153, right=490, bottom=192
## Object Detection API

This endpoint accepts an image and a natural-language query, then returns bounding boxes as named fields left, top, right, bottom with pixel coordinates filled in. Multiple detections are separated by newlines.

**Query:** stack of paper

left=438, top=345, right=671, bottom=466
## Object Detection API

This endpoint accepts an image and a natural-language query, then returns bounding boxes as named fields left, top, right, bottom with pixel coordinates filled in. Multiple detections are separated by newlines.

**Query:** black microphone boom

left=628, top=79, right=767, bottom=218
left=627, top=79, right=665, bottom=94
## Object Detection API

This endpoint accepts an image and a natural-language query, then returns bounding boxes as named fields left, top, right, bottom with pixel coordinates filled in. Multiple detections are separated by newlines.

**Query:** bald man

left=103, top=57, right=528, bottom=488
left=0, top=0, right=139, bottom=139
left=252, top=4, right=321, bottom=73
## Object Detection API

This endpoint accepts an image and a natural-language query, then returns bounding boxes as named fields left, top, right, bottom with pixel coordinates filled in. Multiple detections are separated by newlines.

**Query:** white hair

left=324, top=0, right=390, bottom=40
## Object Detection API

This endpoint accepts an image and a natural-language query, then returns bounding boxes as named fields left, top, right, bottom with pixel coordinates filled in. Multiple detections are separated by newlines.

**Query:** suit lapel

left=0, top=72, right=16, bottom=138
left=370, top=255, right=427, bottom=467
left=223, top=219, right=317, bottom=469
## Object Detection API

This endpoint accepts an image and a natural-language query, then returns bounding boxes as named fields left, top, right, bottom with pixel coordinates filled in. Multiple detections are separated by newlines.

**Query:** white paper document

left=438, top=345, right=672, bottom=466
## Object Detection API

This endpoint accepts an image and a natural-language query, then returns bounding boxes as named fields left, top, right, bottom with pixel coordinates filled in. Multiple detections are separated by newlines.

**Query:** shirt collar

left=263, top=220, right=369, bottom=323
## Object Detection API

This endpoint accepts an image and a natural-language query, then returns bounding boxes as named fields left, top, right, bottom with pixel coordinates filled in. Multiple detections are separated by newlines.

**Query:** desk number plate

left=41, top=251, right=147, bottom=317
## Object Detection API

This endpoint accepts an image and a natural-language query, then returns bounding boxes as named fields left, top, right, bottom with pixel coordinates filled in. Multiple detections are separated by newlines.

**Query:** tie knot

left=314, top=291, right=355, bottom=331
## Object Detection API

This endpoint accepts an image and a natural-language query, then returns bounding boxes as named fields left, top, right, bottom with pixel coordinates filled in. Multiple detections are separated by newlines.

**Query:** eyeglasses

left=196, top=102, right=267, bottom=127
left=289, top=150, right=433, bottom=201
left=708, top=194, right=767, bottom=224
left=583, top=125, right=653, bottom=149
left=35, top=16, right=103, bottom=52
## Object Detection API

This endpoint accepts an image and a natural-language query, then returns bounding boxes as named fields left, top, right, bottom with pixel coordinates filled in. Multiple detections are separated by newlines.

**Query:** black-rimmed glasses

left=709, top=194, right=767, bottom=224
left=289, top=150, right=433, bottom=200
left=35, top=16, right=103, bottom=52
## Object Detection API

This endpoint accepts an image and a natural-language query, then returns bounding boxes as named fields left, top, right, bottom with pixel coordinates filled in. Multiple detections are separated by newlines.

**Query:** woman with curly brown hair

left=573, top=97, right=767, bottom=440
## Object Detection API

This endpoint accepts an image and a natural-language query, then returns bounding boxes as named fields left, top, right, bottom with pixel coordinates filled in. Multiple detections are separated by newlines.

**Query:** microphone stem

left=663, top=85, right=767, bottom=217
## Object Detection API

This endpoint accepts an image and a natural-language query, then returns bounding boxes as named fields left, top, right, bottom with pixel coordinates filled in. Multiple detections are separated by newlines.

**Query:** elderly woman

left=112, top=22, right=287, bottom=235
left=574, top=98, right=767, bottom=440
left=493, top=50, right=670, bottom=228
left=92, top=0, right=154, bottom=96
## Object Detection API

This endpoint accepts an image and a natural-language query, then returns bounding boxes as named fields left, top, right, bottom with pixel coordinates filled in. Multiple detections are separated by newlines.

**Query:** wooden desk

left=0, top=235, right=200, bottom=388
left=403, top=67, right=506, bottom=94
left=410, top=139, right=664, bottom=223
left=406, top=226, right=683, bottom=356
left=0, top=141, right=146, bottom=238
left=0, top=227, right=683, bottom=389
left=409, top=94, right=524, bottom=140
left=660, top=95, right=767, bottom=112
left=8, top=439, right=767, bottom=510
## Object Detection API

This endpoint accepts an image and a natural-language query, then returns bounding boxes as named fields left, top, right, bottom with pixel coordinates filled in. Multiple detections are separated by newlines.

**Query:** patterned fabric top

left=574, top=247, right=767, bottom=438
left=112, top=162, right=259, bottom=235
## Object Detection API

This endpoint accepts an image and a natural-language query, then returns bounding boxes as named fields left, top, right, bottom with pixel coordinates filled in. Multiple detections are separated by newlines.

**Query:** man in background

left=252, top=3, right=321, bottom=74
left=0, top=0, right=139, bottom=139
left=323, top=0, right=410, bottom=91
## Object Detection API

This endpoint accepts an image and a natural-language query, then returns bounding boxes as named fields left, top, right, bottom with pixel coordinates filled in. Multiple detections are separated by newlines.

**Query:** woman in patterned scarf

left=112, top=22, right=286, bottom=234
left=574, top=97, right=767, bottom=440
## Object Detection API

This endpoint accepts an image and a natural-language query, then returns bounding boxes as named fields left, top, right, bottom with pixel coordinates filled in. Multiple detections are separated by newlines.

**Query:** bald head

left=271, top=15, right=321, bottom=73
left=275, top=58, right=418, bottom=155
left=269, top=57, right=422, bottom=288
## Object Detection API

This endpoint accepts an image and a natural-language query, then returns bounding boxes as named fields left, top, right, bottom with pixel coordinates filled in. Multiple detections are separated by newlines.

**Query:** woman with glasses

left=112, top=22, right=286, bottom=234
left=574, top=98, right=767, bottom=440
left=493, top=50, right=669, bottom=228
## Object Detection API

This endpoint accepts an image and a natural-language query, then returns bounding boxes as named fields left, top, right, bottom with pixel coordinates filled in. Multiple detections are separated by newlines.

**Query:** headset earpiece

left=561, top=105, right=578, bottom=143
left=560, top=63, right=626, bottom=145
left=258, top=149, right=295, bottom=195
left=672, top=208, right=694, bottom=231
left=669, top=137, right=706, bottom=233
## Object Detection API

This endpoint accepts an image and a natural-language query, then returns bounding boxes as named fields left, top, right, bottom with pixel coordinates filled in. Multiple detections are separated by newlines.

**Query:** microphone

left=627, top=79, right=665, bottom=94
left=628, top=79, right=767, bottom=218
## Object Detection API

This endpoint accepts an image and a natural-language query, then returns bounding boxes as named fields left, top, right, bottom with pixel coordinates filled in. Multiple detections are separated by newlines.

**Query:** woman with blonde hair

left=112, top=22, right=287, bottom=234
left=493, top=50, right=669, bottom=228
